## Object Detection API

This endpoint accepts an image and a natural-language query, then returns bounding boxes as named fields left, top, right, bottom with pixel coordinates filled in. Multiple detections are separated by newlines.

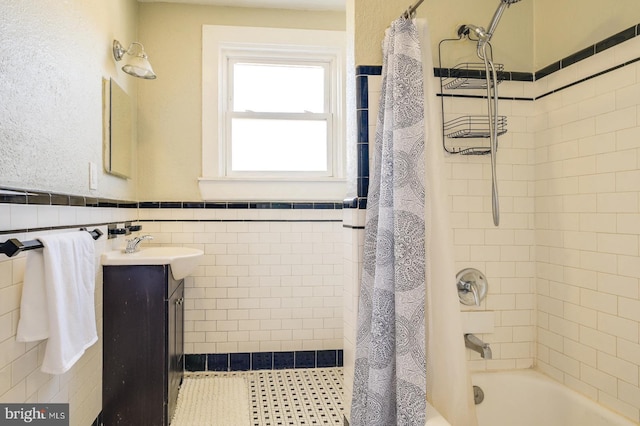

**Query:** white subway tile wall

left=138, top=208, right=344, bottom=355
left=535, top=40, right=640, bottom=421
left=0, top=205, right=134, bottom=426
left=438, top=74, right=537, bottom=373
left=0, top=204, right=344, bottom=425
left=341, top=208, right=365, bottom=418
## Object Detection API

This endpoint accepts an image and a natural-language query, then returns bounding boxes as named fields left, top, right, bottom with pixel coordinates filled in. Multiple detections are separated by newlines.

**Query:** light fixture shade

left=122, top=54, right=157, bottom=80
left=113, top=40, right=157, bottom=80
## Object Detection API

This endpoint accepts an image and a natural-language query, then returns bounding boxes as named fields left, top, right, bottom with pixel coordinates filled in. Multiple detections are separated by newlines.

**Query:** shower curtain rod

left=402, top=0, right=425, bottom=18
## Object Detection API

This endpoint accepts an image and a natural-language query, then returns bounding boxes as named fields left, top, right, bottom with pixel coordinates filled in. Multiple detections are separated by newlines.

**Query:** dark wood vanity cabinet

left=103, top=265, right=184, bottom=426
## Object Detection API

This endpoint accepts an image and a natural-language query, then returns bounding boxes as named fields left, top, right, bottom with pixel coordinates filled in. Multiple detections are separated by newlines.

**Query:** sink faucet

left=125, top=235, right=154, bottom=254
left=464, top=334, right=492, bottom=359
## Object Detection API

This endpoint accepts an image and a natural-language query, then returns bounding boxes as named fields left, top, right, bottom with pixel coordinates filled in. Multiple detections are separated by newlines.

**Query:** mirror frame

left=102, top=78, right=133, bottom=179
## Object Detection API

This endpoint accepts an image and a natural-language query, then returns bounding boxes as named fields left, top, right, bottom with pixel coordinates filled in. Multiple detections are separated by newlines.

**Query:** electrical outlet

left=89, top=162, right=98, bottom=190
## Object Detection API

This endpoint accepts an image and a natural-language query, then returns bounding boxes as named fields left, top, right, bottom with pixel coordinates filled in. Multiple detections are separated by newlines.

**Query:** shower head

left=485, top=0, right=522, bottom=41
left=457, top=0, right=521, bottom=43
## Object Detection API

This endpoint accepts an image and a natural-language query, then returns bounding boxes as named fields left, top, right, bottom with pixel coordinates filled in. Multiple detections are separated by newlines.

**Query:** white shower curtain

left=351, top=16, right=477, bottom=426
left=418, top=19, right=478, bottom=426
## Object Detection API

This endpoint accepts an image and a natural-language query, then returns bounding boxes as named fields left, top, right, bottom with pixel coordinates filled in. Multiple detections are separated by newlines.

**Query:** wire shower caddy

left=438, top=38, right=508, bottom=155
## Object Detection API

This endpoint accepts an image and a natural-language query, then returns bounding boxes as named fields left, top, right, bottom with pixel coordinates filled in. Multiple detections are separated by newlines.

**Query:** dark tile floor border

left=184, top=349, right=344, bottom=372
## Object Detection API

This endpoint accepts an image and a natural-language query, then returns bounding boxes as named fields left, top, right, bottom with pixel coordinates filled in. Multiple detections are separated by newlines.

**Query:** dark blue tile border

left=597, top=26, right=637, bottom=54
left=357, top=177, right=369, bottom=199
left=294, top=351, right=316, bottom=368
left=227, top=202, right=250, bottom=209
left=317, top=350, right=338, bottom=368
left=185, top=350, right=343, bottom=372
left=185, top=354, right=207, bottom=372
left=138, top=201, right=160, bottom=209
left=274, top=351, right=295, bottom=369
left=252, top=352, right=273, bottom=370
left=204, top=202, right=227, bottom=209
left=536, top=57, right=640, bottom=100
left=356, top=65, right=382, bottom=75
left=353, top=66, right=382, bottom=210
left=183, top=202, right=205, bottom=209
left=230, top=352, right=251, bottom=371
left=160, top=201, right=182, bottom=208
left=207, top=353, right=229, bottom=372
left=534, top=61, right=561, bottom=81
left=357, top=143, right=369, bottom=181
left=509, top=71, right=534, bottom=82
left=356, top=110, right=369, bottom=143
left=356, top=75, right=369, bottom=109
left=435, top=67, right=534, bottom=82
left=561, top=45, right=595, bottom=69
left=0, top=187, right=342, bottom=211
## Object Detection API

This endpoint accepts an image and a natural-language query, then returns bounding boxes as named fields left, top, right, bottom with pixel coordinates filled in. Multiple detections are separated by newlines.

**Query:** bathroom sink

left=101, top=246, right=204, bottom=280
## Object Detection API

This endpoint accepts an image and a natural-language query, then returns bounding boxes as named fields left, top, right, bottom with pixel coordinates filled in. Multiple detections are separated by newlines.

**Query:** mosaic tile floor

left=250, top=368, right=344, bottom=426
left=178, top=367, right=344, bottom=426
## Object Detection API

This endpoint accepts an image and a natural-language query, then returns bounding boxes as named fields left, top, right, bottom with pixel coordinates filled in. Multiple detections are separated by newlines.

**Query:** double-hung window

left=228, top=59, right=331, bottom=175
left=201, top=26, right=346, bottom=201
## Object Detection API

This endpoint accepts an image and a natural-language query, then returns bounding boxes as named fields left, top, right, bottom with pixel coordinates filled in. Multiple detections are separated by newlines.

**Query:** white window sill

left=198, top=177, right=346, bottom=201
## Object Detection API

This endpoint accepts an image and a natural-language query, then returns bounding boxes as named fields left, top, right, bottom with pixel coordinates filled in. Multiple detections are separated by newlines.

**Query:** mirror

left=103, top=78, right=132, bottom=178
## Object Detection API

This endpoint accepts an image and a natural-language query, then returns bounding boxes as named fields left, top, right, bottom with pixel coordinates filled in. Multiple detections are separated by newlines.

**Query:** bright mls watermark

left=0, top=404, right=68, bottom=425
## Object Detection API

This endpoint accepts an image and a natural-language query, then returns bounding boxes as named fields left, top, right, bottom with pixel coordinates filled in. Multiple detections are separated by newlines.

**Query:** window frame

left=201, top=25, right=346, bottom=201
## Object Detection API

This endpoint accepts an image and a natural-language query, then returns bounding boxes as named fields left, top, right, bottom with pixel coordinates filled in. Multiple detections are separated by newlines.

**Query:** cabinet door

left=103, top=265, right=168, bottom=426
left=167, top=281, right=184, bottom=423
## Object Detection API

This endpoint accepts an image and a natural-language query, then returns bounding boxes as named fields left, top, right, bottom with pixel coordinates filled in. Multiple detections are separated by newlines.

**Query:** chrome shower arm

left=486, top=2, right=509, bottom=40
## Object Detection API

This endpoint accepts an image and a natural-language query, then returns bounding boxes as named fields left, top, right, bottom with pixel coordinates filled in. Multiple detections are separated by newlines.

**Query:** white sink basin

left=102, top=246, right=204, bottom=280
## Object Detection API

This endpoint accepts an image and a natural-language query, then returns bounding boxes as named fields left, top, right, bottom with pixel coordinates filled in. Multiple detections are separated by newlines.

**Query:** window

left=229, top=60, right=331, bottom=174
left=201, top=26, right=346, bottom=201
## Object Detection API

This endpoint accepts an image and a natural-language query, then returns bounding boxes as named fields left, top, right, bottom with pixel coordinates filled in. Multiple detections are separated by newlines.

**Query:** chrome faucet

left=125, top=235, right=153, bottom=253
left=464, top=334, right=492, bottom=359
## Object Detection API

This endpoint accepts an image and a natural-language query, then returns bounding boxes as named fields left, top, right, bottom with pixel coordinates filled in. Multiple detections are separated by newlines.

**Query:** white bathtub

left=472, top=369, right=639, bottom=426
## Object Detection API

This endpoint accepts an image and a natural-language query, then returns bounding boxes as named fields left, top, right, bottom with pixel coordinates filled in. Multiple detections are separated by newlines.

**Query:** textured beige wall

left=353, top=0, right=640, bottom=72
left=0, top=4, right=138, bottom=424
left=533, top=0, right=640, bottom=70
left=137, top=3, right=346, bottom=201
left=0, top=0, right=138, bottom=200
left=354, top=0, right=534, bottom=72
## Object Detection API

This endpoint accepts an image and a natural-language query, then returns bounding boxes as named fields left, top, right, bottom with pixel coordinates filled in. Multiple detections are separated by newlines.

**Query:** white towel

left=16, top=231, right=98, bottom=374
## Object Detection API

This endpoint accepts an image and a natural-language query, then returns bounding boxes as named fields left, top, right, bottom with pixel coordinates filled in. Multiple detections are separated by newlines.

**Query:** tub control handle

left=456, top=268, right=488, bottom=306
left=458, top=279, right=480, bottom=305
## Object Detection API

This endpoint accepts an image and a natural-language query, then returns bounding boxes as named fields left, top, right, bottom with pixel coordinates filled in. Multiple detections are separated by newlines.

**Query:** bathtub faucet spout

left=464, top=334, right=492, bottom=359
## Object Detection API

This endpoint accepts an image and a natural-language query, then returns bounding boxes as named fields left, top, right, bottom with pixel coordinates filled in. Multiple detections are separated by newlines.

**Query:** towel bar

left=0, top=228, right=103, bottom=258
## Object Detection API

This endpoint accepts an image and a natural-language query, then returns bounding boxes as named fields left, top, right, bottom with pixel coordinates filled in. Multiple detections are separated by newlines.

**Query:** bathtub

left=472, top=369, right=638, bottom=426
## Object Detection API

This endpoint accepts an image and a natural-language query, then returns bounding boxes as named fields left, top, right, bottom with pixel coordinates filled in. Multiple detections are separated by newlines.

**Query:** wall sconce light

left=112, top=40, right=157, bottom=80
